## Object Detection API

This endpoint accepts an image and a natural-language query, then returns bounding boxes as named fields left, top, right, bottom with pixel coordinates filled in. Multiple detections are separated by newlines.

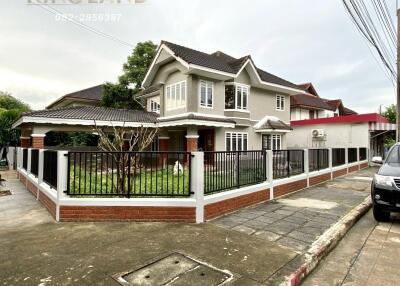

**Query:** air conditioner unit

left=312, top=129, right=325, bottom=138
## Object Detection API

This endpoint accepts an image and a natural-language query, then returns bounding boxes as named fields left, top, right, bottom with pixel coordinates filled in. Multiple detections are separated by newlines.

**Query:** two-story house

left=137, top=41, right=304, bottom=153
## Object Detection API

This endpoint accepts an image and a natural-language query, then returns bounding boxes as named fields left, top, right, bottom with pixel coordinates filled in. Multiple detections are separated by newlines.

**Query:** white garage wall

left=286, top=122, right=369, bottom=148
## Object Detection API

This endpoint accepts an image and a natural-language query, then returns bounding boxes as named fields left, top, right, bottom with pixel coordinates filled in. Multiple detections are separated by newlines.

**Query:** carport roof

left=12, top=106, right=159, bottom=128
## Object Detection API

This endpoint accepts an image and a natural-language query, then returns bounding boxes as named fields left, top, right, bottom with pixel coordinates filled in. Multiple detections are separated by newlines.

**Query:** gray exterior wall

left=147, top=60, right=292, bottom=151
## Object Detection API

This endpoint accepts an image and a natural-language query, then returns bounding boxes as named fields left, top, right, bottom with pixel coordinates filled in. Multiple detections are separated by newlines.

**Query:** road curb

left=269, top=196, right=372, bottom=286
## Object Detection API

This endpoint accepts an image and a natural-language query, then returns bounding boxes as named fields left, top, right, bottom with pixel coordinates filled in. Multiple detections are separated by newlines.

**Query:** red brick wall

left=19, top=173, right=26, bottom=185
left=59, top=206, right=196, bottom=222
left=31, top=137, right=44, bottom=149
left=20, top=138, right=30, bottom=148
left=333, top=168, right=347, bottom=178
left=186, top=138, right=198, bottom=152
left=26, top=180, right=38, bottom=196
left=309, top=172, right=331, bottom=186
left=274, top=179, right=307, bottom=198
left=348, top=165, right=359, bottom=173
left=38, top=191, right=57, bottom=219
left=359, top=162, right=369, bottom=169
left=204, top=189, right=269, bottom=220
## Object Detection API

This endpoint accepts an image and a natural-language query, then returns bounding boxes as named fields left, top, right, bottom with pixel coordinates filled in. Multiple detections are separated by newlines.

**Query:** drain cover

left=117, top=253, right=231, bottom=286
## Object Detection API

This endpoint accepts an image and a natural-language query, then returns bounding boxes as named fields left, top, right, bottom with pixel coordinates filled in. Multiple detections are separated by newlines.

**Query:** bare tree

left=93, top=121, right=158, bottom=195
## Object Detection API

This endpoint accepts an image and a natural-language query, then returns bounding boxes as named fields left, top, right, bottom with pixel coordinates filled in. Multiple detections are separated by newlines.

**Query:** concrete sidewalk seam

left=276, top=196, right=372, bottom=286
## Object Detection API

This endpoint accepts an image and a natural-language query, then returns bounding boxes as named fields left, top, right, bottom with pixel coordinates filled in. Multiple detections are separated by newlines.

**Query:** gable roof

left=291, top=93, right=336, bottom=111
left=46, top=85, right=104, bottom=109
left=254, top=115, right=292, bottom=131
left=142, top=41, right=303, bottom=93
left=297, top=82, right=319, bottom=96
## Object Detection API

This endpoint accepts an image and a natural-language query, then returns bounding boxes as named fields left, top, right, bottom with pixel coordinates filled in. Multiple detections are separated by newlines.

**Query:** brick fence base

left=333, top=168, right=347, bottom=178
left=274, top=179, right=307, bottom=198
left=348, top=165, right=359, bottom=173
left=59, top=206, right=196, bottom=222
left=309, top=172, right=331, bottom=186
left=205, top=189, right=269, bottom=220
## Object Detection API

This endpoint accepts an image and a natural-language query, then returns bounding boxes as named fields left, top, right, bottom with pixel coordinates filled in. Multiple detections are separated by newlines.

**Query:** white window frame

left=225, top=132, right=248, bottom=152
left=199, top=80, right=214, bottom=108
left=224, top=83, right=249, bottom=111
left=276, top=95, right=285, bottom=111
left=166, top=80, right=186, bottom=110
left=150, top=99, right=160, bottom=114
left=262, top=134, right=282, bottom=150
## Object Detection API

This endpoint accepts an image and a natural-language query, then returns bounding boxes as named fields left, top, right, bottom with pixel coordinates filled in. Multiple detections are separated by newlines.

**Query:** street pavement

left=211, top=168, right=375, bottom=254
left=304, top=209, right=400, bottom=286
left=0, top=167, right=376, bottom=285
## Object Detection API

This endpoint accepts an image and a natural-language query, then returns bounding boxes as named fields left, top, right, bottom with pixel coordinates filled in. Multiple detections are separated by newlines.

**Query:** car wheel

left=373, top=205, right=390, bottom=222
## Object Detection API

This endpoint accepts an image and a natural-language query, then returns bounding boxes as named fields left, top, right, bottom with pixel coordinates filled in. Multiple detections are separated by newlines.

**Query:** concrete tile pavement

left=211, top=168, right=376, bottom=254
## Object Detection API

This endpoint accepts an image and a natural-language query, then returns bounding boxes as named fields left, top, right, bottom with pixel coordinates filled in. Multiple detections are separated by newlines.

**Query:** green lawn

left=68, top=165, right=190, bottom=197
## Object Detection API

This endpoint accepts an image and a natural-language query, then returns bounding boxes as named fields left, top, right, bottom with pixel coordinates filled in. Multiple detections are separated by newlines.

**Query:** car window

left=386, top=145, right=400, bottom=163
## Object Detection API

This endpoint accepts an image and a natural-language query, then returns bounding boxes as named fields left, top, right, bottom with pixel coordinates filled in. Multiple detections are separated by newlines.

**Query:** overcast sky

left=0, top=0, right=397, bottom=113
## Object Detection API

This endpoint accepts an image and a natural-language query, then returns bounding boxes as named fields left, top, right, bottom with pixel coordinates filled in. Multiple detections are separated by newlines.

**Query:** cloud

left=0, top=0, right=396, bottom=113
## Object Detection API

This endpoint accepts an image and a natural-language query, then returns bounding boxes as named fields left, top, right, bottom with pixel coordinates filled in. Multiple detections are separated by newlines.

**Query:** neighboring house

left=12, top=41, right=306, bottom=151
left=46, top=85, right=103, bottom=109
left=290, top=83, right=356, bottom=121
left=136, top=41, right=304, bottom=152
left=286, top=83, right=395, bottom=158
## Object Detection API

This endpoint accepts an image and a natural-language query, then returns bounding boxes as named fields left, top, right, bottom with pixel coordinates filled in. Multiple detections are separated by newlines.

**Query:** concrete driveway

left=0, top=178, right=294, bottom=286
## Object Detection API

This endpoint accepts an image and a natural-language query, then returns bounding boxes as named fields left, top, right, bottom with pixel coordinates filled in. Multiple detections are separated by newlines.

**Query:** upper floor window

left=166, top=81, right=186, bottom=110
left=276, top=95, right=285, bottom=111
left=226, top=132, right=248, bottom=151
left=200, top=80, right=213, bottom=108
left=150, top=99, right=160, bottom=114
left=225, top=84, right=249, bottom=111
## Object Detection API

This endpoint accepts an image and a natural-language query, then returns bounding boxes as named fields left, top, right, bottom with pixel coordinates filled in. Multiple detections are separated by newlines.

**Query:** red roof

left=291, top=113, right=389, bottom=126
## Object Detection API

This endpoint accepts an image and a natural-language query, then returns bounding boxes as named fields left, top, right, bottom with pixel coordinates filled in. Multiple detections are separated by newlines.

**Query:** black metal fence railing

left=22, top=148, right=28, bottom=170
left=66, top=151, right=191, bottom=197
left=43, top=150, right=58, bottom=189
left=359, top=147, right=367, bottom=161
left=204, top=151, right=266, bottom=195
left=332, top=148, right=346, bottom=167
left=348, top=148, right=358, bottom=163
left=30, top=149, right=39, bottom=177
left=273, top=150, right=304, bottom=179
left=309, top=149, right=329, bottom=172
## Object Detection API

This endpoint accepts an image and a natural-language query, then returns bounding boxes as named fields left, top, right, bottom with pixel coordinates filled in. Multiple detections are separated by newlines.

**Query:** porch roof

left=253, top=116, right=292, bottom=133
left=157, top=113, right=236, bottom=128
left=12, top=106, right=159, bottom=129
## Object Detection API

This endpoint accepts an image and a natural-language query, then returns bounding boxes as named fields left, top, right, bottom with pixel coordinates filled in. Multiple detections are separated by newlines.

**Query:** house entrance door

left=198, top=129, right=215, bottom=152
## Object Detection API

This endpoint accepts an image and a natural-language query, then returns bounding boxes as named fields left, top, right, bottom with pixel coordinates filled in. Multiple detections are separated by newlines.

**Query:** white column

left=304, top=149, right=309, bottom=187
left=328, top=148, right=333, bottom=180
left=56, top=151, right=69, bottom=222
left=191, top=152, right=204, bottom=223
left=266, top=150, right=274, bottom=200
left=345, top=147, right=349, bottom=173
left=357, top=147, right=361, bottom=170
left=27, top=148, right=32, bottom=174
left=38, top=149, right=44, bottom=185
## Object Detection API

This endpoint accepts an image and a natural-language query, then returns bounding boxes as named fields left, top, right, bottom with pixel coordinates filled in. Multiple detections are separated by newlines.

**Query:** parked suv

left=371, top=143, right=400, bottom=221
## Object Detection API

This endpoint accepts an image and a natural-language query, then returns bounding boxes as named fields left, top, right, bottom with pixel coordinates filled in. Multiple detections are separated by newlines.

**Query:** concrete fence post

left=304, top=149, right=309, bottom=187
left=357, top=147, right=361, bottom=170
left=37, top=149, right=44, bottom=200
left=345, top=147, right=349, bottom=173
left=266, top=150, right=274, bottom=200
left=27, top=148, right=32, bottom=174
left=56, top=151, right=69, bottom=222
left=16, top=147, right=20, bottom=169
left=328, top=148, right=333, bottom=180
left=191, top=152, right=204, bottom=223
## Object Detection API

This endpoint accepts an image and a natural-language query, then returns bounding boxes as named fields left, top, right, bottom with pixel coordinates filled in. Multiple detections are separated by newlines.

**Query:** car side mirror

left=372, top=156, right=383, bottom=164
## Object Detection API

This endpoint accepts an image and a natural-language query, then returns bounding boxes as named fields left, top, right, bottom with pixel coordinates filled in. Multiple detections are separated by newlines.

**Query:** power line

left=342, top=0, right=397, bottom=83
left=37, top=4, right=134, bottom=48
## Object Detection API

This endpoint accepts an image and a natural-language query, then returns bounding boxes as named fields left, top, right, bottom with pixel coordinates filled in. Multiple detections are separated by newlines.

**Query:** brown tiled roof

left=23, top=106, right=159, bottom=123
left=161, top=41, right=300, bottom=90
left=325, top=99, right=341, bottom=110
left=297, top=82, right=318, bottom=96
left=343, top=107, right=357, bottom=115
left=47, top=85, right=103, bottom=109
left=291, top=93, right=336, bottom=111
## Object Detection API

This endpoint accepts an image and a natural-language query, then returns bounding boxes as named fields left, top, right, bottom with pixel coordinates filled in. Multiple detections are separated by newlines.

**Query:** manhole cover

left=0, top=190, right=11, bottom=197
left=117, top=253, right=231, bottom=286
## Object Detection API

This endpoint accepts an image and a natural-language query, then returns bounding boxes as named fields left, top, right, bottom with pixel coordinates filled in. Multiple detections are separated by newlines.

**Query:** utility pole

left=397, top=9, right=400, bottom=141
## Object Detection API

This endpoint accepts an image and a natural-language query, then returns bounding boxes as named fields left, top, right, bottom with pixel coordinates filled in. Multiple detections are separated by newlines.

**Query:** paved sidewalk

left=211, top=168, right=375, bottom=254
left=0, top=168, right=375, bottom=285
